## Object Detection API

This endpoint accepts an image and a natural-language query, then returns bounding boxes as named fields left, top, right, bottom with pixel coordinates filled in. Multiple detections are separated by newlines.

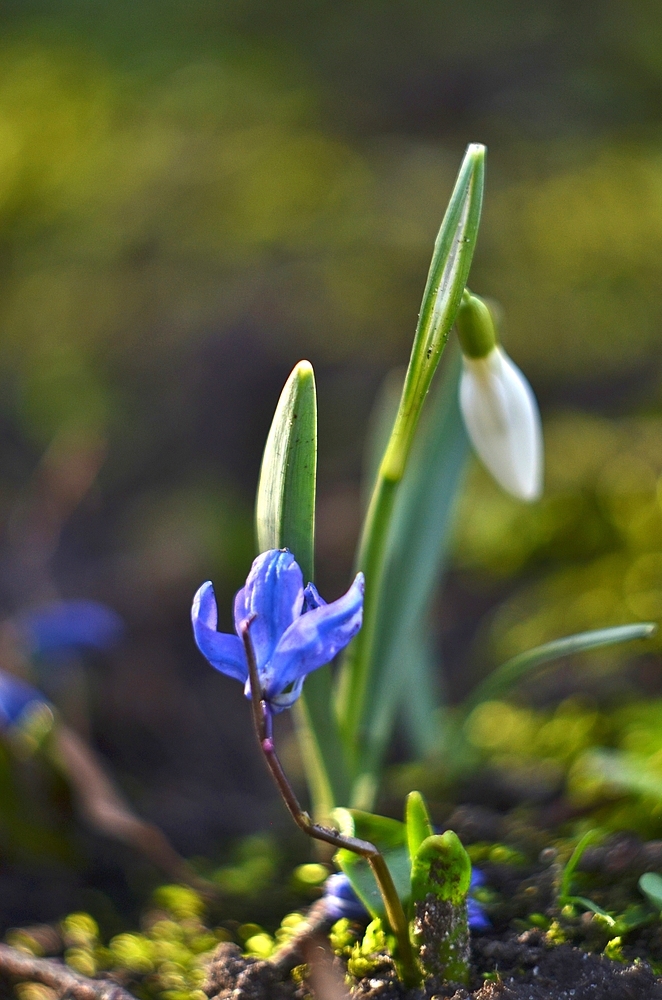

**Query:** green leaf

left=332, top=808, right=411, bottom=920
left=559, top=830, right=602, bottom=902
left=639, top=872, right=662, bottom=911
left=582, top=749, right=662, bottom=798
left=351, top=348, right=468, bottom=806
left=337, top=145, right=485, bottom=765
left=410, top=831, right=471, bottom=906
left=382, top=144, right=485, bottom=481
left=405, top=791, right=434, bottom=862
left=464, top=623, right=657, bottom=714
left=255, top=360, right=349, bottom=817
left=255, top=359, right=316, bottom=581
left=564, top=896, right=615, bottom=924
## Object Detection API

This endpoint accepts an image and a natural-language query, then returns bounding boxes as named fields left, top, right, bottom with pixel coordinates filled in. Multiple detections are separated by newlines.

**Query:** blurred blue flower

left=0, top=669, right=50, bottom=729
left=323, top=872, right=369, bottom=922
left=468, top=868, right=491, bottom=931
left=18, top=600, right=124, bottom=661
left=192, top=549, right=364, bottom=712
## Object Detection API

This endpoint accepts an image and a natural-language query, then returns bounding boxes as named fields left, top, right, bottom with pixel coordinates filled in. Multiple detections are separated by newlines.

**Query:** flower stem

left=239, top=620, right=419, bottom=987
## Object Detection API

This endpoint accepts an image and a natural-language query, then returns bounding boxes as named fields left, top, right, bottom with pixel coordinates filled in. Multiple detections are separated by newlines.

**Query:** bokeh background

left=2, top=0, right=662, bottom=932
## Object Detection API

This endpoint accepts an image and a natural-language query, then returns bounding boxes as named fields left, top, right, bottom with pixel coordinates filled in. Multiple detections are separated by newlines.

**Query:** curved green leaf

left=464, top=623, right=657, bottom=714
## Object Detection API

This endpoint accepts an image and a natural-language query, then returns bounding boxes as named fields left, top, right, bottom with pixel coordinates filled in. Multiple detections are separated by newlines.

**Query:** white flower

left=459, top=345, right=543, bottom=501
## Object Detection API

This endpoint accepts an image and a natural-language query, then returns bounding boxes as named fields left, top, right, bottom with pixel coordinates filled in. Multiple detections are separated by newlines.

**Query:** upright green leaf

left=381, top=143, right=485, bottom=483
left=350, top=349, right=468, bottom=806
left=559, top=830, right=602, bottom=903
left=255, top=359, right=316, bottom=581
left=405, top=791, right=434, bottom=861
left=255, top=361, right=349, bottom=817
left=337, top=144, right=485, bottom=763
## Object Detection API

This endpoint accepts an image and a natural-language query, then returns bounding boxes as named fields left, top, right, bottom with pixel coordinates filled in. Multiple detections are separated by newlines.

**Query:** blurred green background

left=2, top=0, right=662, bottom=929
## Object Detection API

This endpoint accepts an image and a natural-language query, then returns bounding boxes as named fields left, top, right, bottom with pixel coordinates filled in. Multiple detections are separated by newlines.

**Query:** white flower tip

left=459, top=346, right=544, bottom=503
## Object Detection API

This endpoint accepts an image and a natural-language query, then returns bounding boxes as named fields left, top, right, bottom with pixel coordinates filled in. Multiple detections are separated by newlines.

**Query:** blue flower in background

left=18, top=600, right=124, bottom=661
left=192, top=549, right=364, bottom=712
left=468, top=868, right=491, bottom=931
left=322, top=868, right=490, bottom=929
left=323, top=872, right=370, bottom=922
left=0, top=669, right=50, bottom=730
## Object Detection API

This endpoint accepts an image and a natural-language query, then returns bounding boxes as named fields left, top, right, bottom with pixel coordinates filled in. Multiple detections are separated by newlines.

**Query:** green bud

left=455, top=290, right=497, bottom=359
left=410, top=832, right=472, bottom=985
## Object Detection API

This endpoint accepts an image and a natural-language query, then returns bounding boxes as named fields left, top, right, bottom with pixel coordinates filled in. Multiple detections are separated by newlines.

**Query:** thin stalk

left=239, top=620, right=419, bottom=987
left=336, top=475, right=398, bottom=763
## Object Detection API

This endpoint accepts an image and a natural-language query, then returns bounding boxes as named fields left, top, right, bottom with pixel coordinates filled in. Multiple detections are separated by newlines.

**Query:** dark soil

left=203, top=931, right=662, bottom=1000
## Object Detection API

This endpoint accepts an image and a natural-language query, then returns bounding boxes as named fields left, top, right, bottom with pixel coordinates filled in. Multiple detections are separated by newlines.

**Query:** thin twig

left=301, top=934, right=351, bottom=1000
left=0, top=943, right=134, bottom=1000
left=238, top=620, right=419, bottom=986
left=50, top=724, right=214, bottom=896
left=271, top=899, right=333, bottom=975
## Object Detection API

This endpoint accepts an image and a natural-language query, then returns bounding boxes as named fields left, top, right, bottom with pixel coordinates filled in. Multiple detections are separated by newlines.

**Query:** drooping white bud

left=459, top=345, right=543, bottom=501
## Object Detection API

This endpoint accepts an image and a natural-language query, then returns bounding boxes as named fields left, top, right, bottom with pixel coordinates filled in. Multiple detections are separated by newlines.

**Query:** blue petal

left=233, top=551, right=303, bottom=671
left=192, top=582, right=248, bottom=683
left=18, top=600, right=123, bottom=659
left=468, top=868, right=491, bottom=931
left=268, top=675, right=305, bottom=712
left=266, top=572, right=364, bottom=697
left=323, top=873, right=369, bottom=923
left=0, top=670, right=48, bottom=729
left=303, top=582, right=326, bottom=611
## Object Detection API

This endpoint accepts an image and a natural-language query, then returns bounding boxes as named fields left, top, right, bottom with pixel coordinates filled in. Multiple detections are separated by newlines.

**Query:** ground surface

left=203, top=933, right=662, bottom=999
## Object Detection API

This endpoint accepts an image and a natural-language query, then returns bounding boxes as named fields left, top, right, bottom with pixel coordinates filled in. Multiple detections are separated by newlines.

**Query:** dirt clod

left=204, top=942, right=304, bottom=1000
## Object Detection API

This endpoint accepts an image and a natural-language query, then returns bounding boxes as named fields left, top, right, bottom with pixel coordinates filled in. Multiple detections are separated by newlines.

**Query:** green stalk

left=336, top=144, right=485, bottom=764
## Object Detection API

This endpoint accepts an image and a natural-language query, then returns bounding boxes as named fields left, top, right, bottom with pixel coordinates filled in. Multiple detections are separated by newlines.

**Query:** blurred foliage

left=460, top=694, right=662, bottom=838
left=454, top=412, right=662, bottom=673
left=3, top=0, right=662, bottom=926
left=6, top=881, right=328, bottom=1000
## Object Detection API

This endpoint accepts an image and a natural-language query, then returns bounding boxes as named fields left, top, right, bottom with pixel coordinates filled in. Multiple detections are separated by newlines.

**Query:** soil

left=203, top=932, right=662, bottom=1000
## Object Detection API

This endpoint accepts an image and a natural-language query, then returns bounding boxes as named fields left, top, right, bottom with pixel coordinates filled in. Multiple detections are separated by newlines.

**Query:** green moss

left=347, top=919, right=389, bottom=979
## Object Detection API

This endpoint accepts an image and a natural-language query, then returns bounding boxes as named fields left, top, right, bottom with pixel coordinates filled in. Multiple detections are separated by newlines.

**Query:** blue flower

left=192, top=549, right=364, bottom=712
left=18, top=600, right=124, bottom=661
left=468, top=868, right=491, bottom=931
left=0, top=669, right=50, bottom=730
left=323, top=872, right=369, bottom=922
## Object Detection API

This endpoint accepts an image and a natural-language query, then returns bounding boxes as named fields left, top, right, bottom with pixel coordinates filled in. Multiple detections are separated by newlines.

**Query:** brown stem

left=238, top=620, right=419, bottom=985
left=50, top=724, right=214, bottom=897
left=0, top=943, right=134, bottom=1000
left=271, top=898, right=332, bottom=975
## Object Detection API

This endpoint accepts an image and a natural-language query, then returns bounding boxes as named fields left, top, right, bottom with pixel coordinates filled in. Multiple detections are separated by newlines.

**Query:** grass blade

left=464, top=623, right=657, bottom=714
